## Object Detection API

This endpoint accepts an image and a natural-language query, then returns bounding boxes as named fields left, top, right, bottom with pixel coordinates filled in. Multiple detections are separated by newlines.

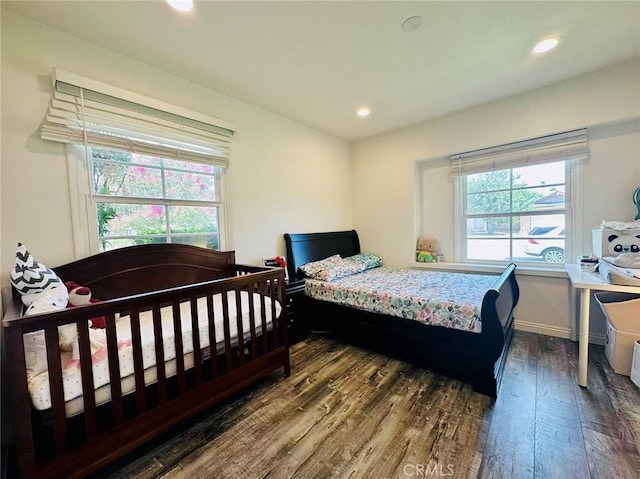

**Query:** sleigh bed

left=284, top=230, right=519, bottom=397
left=3, top=243, right=289, bottom=478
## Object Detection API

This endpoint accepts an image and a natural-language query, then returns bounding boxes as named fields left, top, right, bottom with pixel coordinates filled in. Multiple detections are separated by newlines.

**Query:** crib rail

left=3, top=265, right=288, bottom=478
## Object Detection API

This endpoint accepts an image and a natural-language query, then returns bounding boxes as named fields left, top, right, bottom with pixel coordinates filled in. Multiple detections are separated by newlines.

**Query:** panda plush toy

left=607, top=233, right=640, bottom=255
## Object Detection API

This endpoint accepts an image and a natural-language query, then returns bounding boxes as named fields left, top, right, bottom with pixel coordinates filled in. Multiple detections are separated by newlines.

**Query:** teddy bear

left=416, top=237, right=440, bottom=263
left=65, top=281, right=106, bottom=328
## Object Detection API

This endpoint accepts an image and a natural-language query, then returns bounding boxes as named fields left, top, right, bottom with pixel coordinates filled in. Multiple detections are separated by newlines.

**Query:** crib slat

left=247, top=284, right=258, bottom=359
left=44, top=327, right=67, bottom=452
left=5, top=326, right=37, bottom=477
left=129, top=309, right=146, bottom=415
left=152, top=304, right=168, bottom=404
left=173, top=301, right=186, bottom=394
left=105, top=313, right=123, bottom=424
left=190, top=297, right=203, bottom=385
left=77, top=321, right=98, bottom=438
left=259, top=282, right=269, bottom=353
left=206, top=294, right=218, bottom=378
left=279, top=279, right=287, bottom=347
left=278, top=278, right=286, bottom=345
left=221, top=291, right=233, bottom=371
left=270, top=279, right=279, bottom=348
left=235, top=287, right=246, bottom=365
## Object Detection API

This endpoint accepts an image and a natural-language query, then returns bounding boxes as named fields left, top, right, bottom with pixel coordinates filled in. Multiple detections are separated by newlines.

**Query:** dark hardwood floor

left=92, top=331, right=639, bottom=479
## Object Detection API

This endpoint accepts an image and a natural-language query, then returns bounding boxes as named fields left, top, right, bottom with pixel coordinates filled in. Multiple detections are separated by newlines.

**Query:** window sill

left=411, top=261, right=568, bottom=279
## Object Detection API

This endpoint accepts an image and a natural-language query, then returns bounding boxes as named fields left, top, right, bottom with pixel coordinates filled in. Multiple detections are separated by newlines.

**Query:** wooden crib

left=3, top=243, right=289, bottom=478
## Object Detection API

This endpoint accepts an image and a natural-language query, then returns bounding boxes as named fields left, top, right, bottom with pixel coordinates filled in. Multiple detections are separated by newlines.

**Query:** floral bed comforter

left=305, top=267, right=499, bottom=333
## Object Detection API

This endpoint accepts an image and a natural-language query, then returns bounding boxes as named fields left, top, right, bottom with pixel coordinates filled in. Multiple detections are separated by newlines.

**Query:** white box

left=632, top=340, right=640, bottom=388
left=596, top=293, right=640, bottom=376
left=592, top=228, right=640, bottom=258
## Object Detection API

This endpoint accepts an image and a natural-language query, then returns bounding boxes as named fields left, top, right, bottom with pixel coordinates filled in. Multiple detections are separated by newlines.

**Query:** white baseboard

left=514, top=319, right=606, bottom=345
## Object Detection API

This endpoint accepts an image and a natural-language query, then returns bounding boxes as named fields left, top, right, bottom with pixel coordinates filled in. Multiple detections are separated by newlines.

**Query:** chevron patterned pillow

left=10, top=243, right=65, bottom=307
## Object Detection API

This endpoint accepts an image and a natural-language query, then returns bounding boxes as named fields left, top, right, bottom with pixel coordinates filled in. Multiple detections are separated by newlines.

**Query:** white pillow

left=10, top=243, right=65, bottom=306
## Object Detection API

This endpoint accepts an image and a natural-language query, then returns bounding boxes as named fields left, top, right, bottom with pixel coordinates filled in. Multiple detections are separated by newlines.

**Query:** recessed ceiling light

left=166, top=0, right=193, bottom=12
left=357, top=108, right=371, bottom=118
left=532, top=37, right=559, bottom=54
left=401, top=16, right=422, bottom=33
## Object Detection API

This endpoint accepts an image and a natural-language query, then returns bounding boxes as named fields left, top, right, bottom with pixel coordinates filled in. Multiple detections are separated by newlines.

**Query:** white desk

left=566, top=264, right=640, bottom=387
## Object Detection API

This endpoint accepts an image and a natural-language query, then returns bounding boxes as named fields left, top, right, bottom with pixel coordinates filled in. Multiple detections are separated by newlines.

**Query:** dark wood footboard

left=3, top=244, right=289, bottom=478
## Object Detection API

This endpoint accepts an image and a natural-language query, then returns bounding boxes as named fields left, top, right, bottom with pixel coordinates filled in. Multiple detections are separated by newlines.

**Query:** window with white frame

left=39, top=69, right=234, bottom=254
left=91, top=148, right=224, bottom=251
left=452, top=130, right=588, bottom=265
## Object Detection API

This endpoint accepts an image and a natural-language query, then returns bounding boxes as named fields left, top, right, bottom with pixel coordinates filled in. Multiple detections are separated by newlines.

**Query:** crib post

left=4, top=323, right=37, bottom=478
left=278, top=277, right=291, bottom=377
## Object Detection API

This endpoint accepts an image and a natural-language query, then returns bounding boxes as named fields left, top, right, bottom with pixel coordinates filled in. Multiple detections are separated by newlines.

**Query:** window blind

left=40, top=69, right=235, bottom=168
left=450, top=129, right=588, bottom=176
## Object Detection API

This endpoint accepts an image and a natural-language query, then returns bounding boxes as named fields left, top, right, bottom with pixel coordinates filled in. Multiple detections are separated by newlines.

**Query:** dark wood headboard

left=52, top=243, right=236, bottom=300
left=284, top=230, right=361, bottom=281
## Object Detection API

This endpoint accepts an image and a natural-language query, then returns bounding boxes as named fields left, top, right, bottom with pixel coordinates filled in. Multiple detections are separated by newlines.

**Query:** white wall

left=0, top=10, right=353, bottom=289
left=352, top=60, right=640, bottom=338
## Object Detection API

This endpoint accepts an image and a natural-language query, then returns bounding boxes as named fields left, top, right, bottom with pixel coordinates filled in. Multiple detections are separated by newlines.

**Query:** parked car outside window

left=523, top=226, right=565, bottom=263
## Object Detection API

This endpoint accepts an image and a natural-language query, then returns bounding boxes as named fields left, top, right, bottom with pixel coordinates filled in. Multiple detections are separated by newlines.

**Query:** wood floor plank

left=478, top=360, right=536, bottom=479
left=280, top=361, right=417, bottom=479
left=535, top=397, right=590, bottom=479
left=344, top=369, right=447, bottom=479
left=568, top=342, right=638, bottom=445
left=477, top=332, right=539, bottom=479
left=170, top=346, right=390, bottom=477
left=507, top=330, right=540, bottom=363
left=420, top=385, right=488, bottom=479
left=583, top=428, right=640, bottom=479
left=566, top=337, right=640, bottom=479
left=535, top=336, right=590, bottom=479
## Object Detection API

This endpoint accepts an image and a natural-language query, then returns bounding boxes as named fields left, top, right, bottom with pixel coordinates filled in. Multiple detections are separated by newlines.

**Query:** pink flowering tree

left=93, top=148, right=220, bottom=250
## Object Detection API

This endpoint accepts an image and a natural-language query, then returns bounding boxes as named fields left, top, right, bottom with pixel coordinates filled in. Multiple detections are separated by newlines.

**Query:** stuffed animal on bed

left=65, top=281, right=106, bottom=329
left=416, top=237, right=440, bottom=263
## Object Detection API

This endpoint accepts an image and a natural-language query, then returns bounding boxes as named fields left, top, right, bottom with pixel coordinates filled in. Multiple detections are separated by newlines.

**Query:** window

left=452, top=130, right=588, bottom=265
left=91, top=148, right=223, bottom=251
left=461, top=161, right=569, bottom=263
left=39, top=69, right=235, bottom=255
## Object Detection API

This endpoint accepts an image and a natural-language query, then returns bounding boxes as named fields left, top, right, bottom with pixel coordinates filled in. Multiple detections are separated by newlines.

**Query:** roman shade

left=40, top=69, right=235, bottom=168
left=451, top=129, right=588, bottom=176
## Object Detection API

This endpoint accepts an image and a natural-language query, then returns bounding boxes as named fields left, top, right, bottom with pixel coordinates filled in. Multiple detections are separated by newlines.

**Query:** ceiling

left=3, top=1, right=639, bottom=141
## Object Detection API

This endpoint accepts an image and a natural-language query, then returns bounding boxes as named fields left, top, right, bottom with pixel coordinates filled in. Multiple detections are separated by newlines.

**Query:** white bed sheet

left=27, top=291, right=281, bottom=416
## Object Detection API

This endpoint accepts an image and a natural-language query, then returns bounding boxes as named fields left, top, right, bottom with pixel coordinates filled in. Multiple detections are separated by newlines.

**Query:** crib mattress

left=28, top=291, right=281, bottom=416
left=305, top=267, right=498, bottom=333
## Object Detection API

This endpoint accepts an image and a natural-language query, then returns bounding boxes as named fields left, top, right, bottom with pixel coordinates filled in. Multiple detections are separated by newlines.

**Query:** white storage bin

left=632, top=340, right=640, bottom=388
left=595, top=292, right=640, bottom=376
